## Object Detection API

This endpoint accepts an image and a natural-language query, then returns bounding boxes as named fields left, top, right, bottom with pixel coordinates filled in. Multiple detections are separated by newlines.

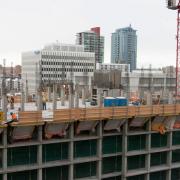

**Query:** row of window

left=42, top=68, right=93, bottom=73
left=41, top=61, right=94, bottom=67
left=42, top=74, right=67, bottom=78
left=41, top=55, right=94, bottom=60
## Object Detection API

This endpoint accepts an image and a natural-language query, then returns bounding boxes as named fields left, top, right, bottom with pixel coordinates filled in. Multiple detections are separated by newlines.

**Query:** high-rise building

left=76, top=27, right=104, bottom=64
left=111, top=25, right=137, bottom=71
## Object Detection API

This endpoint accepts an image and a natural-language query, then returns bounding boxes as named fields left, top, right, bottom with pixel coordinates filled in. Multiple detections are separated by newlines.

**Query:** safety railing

left=11, top=104, right=180, bottom=125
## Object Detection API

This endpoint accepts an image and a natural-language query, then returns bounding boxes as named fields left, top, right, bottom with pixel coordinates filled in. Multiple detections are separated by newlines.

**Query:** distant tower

left=111, top=25, right=137, bottom=71
left=76, top=27, right=104, bottom=64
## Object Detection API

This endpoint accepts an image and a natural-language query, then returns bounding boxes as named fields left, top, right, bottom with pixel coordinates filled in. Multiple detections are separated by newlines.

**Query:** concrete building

left=0, top=104, right=179, bottom=179
left=111, top=25, right=137, bottom=71
left=96, top=63, right=130, bottom=72
left=76, top=27, right=104, bottom=64
left=93, top=66, right=175, bottom=99
left=0, top=65, right=21, bottom=78
left=129, top=68, right=175, bottom=98
left=5, top=78, right=21, bottom=92
left=22, top=43, right=95, bottom=94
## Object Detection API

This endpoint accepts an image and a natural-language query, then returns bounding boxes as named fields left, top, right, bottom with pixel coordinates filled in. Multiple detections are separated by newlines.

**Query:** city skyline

left=0, top=0, right=177, bottom=68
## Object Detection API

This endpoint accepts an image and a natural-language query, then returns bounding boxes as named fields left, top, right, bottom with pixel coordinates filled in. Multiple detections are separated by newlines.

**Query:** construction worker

left=10, top=112, right=18, bottom=122
left=42, top=95, right=47, bottom=110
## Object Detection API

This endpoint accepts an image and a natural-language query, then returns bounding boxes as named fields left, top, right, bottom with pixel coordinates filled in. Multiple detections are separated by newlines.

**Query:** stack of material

left=104, top=119, right=126, bottom=132
left=44, top=123, right=69, bottom=139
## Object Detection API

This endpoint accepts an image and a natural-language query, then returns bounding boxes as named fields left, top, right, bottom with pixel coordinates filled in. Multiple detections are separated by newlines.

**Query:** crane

left=167, top=0, right=180, bottom=96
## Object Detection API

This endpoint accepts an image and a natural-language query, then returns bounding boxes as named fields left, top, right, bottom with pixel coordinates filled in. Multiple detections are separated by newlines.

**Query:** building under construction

left=0, top=104, right=179, bottom=180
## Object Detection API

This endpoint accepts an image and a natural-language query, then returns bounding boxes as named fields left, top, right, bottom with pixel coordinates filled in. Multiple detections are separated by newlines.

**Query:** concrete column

left=166, top=171, right=171, bottom=180
left=88, top=85, right=92, bottom=102
left=25, top=85, right=28, bottom=103
left=3, top=129, right=7, bottom=180
left=104, top=90, right=108, bottom=98
left=167, top=131, right=172, bottom=180
left=82, top=87, right=85, bottom=105
left=69, top=123, right=74, bottom=180
left=97, top=88, right=102, bottom=107
left=69, top=84, right=74, bottom=109
left=97, top=121, right=102, bottom=179
left=53, top=84, right=57, bottom=110
left=68, top=94, right=74, bottom=109
left=3, top=174, right=7, bottom=180
left=146, top=119, right=151, bottom=177
left=75, top=91, right=79, bottom=108
left=168, top=92, right=173, bottom=104
left=146, top=91, right=152, bottom=105
left=38, top=126, right=42, bottom=180
left=2, top=94, right=7, bottom=122
left=145, top=174, right=150, bottom=180
left=37, top=91, right=42, bottom=110
left=21, top=90, right=25, bottom=111
left=122, top=120, right=128, bottom=180
left=61, top=86, right=65, bottom=106
left=47, top=86, right=51, bottom=101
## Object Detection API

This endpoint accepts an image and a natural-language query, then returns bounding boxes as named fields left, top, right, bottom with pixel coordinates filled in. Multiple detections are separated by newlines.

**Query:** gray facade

left=111, top=25, right=137, bottom=71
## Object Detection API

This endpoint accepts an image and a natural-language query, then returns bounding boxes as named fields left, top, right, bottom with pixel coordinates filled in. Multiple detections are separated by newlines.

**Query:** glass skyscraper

left=111, top=25, right=137, bottom=71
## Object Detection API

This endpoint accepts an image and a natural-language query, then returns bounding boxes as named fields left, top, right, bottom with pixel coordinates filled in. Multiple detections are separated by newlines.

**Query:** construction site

left=1, top=1, right=180, bottom=180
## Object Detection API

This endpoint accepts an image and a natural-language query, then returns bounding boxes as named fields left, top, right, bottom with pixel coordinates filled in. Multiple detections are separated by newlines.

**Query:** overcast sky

left=0, top=0, right=177, bottom=68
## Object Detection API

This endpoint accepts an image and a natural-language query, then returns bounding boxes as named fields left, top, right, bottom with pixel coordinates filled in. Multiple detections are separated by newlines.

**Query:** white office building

left=22, top=43, right=95, bottom=94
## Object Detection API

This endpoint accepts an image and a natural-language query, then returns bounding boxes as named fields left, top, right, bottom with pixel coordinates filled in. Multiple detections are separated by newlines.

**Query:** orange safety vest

left=11, top=113, right=17, bottom=120
left=159, top=125, right=166, bottom=135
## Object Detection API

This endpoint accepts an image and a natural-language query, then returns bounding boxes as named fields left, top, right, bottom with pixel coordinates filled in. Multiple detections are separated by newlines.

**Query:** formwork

left=0, top=105, right=180, bottom=180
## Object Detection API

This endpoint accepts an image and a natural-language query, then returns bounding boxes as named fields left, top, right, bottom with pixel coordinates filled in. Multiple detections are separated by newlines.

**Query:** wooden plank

left=12, top=104, right=180, bottom=124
